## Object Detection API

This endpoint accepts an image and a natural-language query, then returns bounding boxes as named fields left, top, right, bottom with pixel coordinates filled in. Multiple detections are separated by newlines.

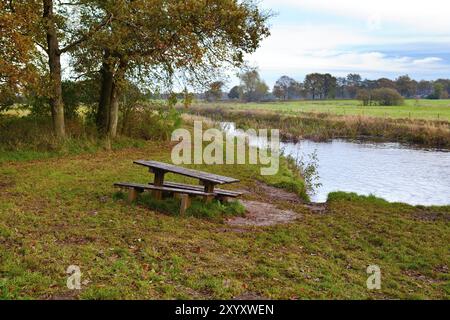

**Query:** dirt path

left=227, top=200, right=300, bottom=227
left=226, top=182, right=327, bottom=228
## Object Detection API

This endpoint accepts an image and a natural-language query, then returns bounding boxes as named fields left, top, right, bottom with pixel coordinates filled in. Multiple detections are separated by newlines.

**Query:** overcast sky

left=242, top=0, right=450, bottom=87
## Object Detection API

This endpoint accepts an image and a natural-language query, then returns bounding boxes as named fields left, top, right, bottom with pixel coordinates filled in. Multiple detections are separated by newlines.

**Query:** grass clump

left=186, top=199, right=245, bottom=219
left=327, top=191, right=391, bottom=205
left=122, top=191, right=245, bottom=220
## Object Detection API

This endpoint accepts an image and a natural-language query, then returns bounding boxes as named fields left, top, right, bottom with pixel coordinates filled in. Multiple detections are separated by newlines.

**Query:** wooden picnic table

left=133, top=160, right=239, bottom=200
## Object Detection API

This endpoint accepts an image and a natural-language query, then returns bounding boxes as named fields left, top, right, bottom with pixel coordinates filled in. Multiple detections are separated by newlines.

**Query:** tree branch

left=59, top=13, right=113, bottom=54
left=34, top=41, right=49, bottom=55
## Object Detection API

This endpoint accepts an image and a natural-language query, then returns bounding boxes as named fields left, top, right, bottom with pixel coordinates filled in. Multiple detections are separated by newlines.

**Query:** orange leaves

left=0, top=1, right=41, bottom=103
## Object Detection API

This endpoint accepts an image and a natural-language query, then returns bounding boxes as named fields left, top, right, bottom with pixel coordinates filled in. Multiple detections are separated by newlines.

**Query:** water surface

left=221, top=122, right=450, bottom=206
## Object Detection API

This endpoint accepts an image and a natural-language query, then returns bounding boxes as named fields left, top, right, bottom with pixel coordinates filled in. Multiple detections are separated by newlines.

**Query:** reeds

left=186, top=107, right=450, bottom=148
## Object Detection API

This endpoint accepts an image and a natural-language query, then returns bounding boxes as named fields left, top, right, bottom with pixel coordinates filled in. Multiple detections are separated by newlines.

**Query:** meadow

left=0, top=105, right=448, bottom=300
left=1, top=139, right=448, bottom=299
left=188, top=100, right=450, bottom=148
left=195, top=99, right=450, bottom=121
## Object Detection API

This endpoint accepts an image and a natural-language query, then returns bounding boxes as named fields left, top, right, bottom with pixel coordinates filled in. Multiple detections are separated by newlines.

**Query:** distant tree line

left=271, top=73, right=450, bottom=101
left=204, top=71, right=450, bottom=103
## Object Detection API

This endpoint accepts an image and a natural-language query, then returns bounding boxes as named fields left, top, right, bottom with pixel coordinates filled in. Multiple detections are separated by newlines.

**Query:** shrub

left=357, top=88, right=404, bottom=106
left=371, top=88, right=404, bottom=106
left=120, top=101, right=182, bottom=141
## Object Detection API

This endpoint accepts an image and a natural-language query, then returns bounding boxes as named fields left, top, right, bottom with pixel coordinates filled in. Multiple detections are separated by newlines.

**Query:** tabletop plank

left=134, top=160, right=239, bottom=185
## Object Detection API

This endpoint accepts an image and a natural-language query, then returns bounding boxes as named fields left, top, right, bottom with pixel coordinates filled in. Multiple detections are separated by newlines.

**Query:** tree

left=336, top=77, right=347, bottom=98
left=182, top=88, right=194, bottom=108
left=273, top=76, right=300, bottom=100
left=0, top=0, right=112, bottom=137
left=239, top=69, right=268, bottom=102
left=304, top=73, right=324, bottom=100
left=377, top=78, right=396, bottom=89
left=322, top=73, right=337, bottom=99
left=346, top=73, right=362, bottom=98
left=39, top=0, right=113, bottom=138
left=417, top=80, right=433, bottom=97
left=435, top=79, right=450, bottom=97
left=205, top=81, right=225, bottom=102
left=362, top=79, right=378, bottom=90
left=356, top=89, right=371, bottom=106
left=395, top=75, right=416, bottom=97
left=72, top=0, right=271, bottom=138
left=0, top=1, right=40, bottom=110
left=228, top=86, right=241, bottom=100
left=428, top=82, right=448, bottom=99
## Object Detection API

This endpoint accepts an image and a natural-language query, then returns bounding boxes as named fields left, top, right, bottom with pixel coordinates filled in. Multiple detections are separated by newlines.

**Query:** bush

left=357, top=88, right=404, bottom=106
left=371, top=88, right=404, bottom=106
left=120, top=101, right=182, bottom=141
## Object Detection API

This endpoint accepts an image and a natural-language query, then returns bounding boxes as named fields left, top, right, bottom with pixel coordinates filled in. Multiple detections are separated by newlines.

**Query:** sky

left=240, top=0, right=450, bottom=88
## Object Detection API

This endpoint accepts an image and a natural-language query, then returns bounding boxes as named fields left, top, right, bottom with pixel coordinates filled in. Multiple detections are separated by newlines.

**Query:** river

left=220, top=122, right=450, bottom=206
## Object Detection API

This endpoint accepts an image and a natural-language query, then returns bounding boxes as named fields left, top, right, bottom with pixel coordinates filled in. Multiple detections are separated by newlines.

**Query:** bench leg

left=179, top=194, right=191, bottom=216
left=203, top=181, right=215, bottom=203
left=127, top=188, right=139, bottom=203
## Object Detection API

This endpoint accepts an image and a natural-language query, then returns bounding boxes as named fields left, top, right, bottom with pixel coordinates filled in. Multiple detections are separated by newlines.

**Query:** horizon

left=235, top=0, right=450, bottom=88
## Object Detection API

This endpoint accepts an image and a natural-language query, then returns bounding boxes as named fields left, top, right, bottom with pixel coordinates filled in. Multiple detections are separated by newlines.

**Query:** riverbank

left=186, top=106, right=450, bottom=149
left=0, top=138, right=449, bottom=299
left=193, top=99, right=450, bottom=121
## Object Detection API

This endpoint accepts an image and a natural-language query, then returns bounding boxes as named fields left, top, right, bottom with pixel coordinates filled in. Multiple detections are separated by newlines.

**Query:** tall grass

left=185, top=106, right=450, bottom=148
left=0, top=101, right=183, bottom=163
left=0, top=115, right=142, bottom=163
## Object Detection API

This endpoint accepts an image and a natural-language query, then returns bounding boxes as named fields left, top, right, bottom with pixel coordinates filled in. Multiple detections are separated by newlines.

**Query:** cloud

left=248, top=24, right=447, bottom=73
left=241, top=3, right=450, bottom=84
left=263, top=0, right=450, bottom=33
left=251, top=49, right=445, bottom=75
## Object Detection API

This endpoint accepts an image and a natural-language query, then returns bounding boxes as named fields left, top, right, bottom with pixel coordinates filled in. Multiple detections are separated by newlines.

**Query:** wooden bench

left=114, top=182, right=214, bottom=215
left=147, top=181, right=243, bottom=201
left=134, top=160, right=239, bottom=201
left=115, top=160, right=241, bottom=216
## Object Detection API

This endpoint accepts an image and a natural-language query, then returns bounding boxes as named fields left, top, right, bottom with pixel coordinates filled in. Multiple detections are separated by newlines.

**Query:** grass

left=0, top=114, right=148, bottom=164
left=0, top=139, right=448, bottom=300
left=186, top=105, right=450, bottom=148
left=125, top=191, right=246, bottom=220
left=195, top=99, right=450, bottom=121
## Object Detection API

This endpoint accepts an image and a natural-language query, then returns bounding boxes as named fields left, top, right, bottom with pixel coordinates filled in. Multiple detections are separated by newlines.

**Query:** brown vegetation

left=186, top=106, right=450, bottom=148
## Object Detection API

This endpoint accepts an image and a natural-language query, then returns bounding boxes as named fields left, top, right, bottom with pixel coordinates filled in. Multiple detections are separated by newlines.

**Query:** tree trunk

left=96, top=51, right=114, bottom=133
left=106, top=58, right=127, bottom=139
left=43, top=0, right=65, bottom=139
left=108, top=81, right=119, bottom=139
left=97, top=50, right=128, bottom=139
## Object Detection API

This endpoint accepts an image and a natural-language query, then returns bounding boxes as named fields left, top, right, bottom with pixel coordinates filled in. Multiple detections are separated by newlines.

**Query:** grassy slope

left=197, top=99, right=450, bottom=121
left=0, top=141, right=448, bottom=299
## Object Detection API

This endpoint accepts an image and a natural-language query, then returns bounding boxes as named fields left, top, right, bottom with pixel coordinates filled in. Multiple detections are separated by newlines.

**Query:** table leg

left=153, top=169, right=165, bottom=200
left=203, top=181, right=215, bottom=203
left=179, top=194, right=191, bottom=215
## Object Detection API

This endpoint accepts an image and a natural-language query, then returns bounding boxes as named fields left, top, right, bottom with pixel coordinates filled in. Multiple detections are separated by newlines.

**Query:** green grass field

left=0, top=139, right=449, bottom=299
left=197, top=99, right=450, bottom=121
